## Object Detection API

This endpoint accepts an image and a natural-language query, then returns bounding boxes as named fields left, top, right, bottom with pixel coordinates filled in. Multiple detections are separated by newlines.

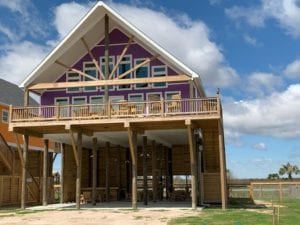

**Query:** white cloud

left=0, top=0, right=47, bottom=40
left=53, top=2, right=90, bottom=39
left=243, top=34, right=260, bottom=46
left=223, top=84, right=300, bottom=138
left=284, top=58, right=300, bottom=79
left=226, top=0, right=300, bottom=38
left=0, top=41, right=49, bottom=84
left=0, top=24, right=17, bottom=42
left=253, top=142, right=267, bottom=150
left=246, top=72, right=283, bottom=97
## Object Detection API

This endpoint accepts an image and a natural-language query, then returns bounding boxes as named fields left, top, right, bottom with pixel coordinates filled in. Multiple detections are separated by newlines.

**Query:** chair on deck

left=148, top=95, right=161, bottom=114
left=167, top=94, right=181, bottom=113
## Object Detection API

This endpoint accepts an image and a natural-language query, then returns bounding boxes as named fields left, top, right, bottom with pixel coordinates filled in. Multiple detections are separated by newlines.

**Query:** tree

left=267, top=173, right=279, bottom=180
left=278, top=162, right=300, bottom=179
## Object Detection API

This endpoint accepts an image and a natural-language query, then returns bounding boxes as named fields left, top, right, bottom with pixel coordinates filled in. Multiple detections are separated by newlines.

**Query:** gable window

left=134, top=58, right=149, bottom=89
left=2, top=109, right=9, bottom=123
left=83, top=62, right=97, bottom=92
left=118, top=55, right=132, bottom=90
left=128, top=93, right=144, bottom=102
left=152, top=65, right=167, bottom=88
left=100, top=56, right=114, bottom=90
left=67, top=72, right=80, bottom=93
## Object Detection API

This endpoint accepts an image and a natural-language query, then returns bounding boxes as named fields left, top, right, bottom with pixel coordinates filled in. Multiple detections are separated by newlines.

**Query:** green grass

left=168, top=198, right=300, bottom=225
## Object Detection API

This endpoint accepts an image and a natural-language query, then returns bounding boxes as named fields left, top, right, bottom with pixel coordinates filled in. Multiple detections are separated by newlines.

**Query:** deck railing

left=10, top=97, right=220, bottom=123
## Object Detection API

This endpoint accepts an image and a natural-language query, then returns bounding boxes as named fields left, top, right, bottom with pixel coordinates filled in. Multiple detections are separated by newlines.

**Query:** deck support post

left=105, top=142, right=110, bottom=202
left=142, top=136, right=148, bottom=205
left=60, top=143, right=65, bottom=204
left=76, top=132, right=82, bottom=209
left=151, top=140, right=157, bottom=203
left=127, top=127, right=137, bottom=209
left=218, top=121, right=227, bottom=209
left=187, top=124, right=197, bottom=209
left=21, top=134, right=29, bottom=209
left=42, top=139, right=49, bottom=206
left=92, top=137, right=98, bottom=205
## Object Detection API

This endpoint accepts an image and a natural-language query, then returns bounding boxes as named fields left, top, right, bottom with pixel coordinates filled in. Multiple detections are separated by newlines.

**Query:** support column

left=60, top=143, right=65, bottom=204
left=105, top=142, right=110, bottom=202
left=187, top=125, right=197, bottom=209
left=142, top=136, right=148, bottom=205
left=151, top=140, right=157, bottom=202
left=42, top=139, right=49, bottom=206
left=21, top=135, right=29, bottom=209
left=76, top=132, right=82, bottom=210
left=218, top=121, right=227, bottom=209
left=128, top=127, right=137, bottom=209
left=92, top=137, right=97, bottom=206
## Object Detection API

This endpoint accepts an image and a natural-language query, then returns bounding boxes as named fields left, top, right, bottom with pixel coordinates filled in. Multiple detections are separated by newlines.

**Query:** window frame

left=152, top=65, right=168, bottom=88
left=146, top=92, right=162, bottom=101
left=66, top=72, right=81, bottom=93
left=117, top=54, right=132, bottom=91
left=89, top=95, right=104, bottom=104
left=134, top=58, right=149, bottom=90
left=72, top=96, right=87, bottom=105
left=83, top=61, right=98, bottom=92
left=1, top=109, right=9, bottom=124
left=128, top=93, right=144, bottom=102
left=100, top=56, right=115, bottom=90
left=165, top=91, right=181, bottom=100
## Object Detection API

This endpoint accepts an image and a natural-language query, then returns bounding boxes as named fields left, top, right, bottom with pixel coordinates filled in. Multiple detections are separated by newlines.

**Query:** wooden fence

left=0, top=175, right=54, bottom=207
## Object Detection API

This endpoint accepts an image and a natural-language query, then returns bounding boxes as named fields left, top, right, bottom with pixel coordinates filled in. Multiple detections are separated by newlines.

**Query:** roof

left=20, top=1, right=203, bottom=92
left=0, top=78, right=38, bottom=106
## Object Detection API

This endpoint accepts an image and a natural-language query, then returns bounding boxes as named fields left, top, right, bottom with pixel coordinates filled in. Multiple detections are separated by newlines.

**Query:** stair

left=0, top=132, right=40, bottom=203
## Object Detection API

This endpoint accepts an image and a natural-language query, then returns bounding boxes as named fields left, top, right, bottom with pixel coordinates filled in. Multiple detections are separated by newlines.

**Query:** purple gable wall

left=41, top=28, right=190, bottom=105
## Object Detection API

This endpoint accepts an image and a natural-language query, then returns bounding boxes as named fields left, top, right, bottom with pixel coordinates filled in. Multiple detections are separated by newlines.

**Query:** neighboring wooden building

left=0, top=79, right=54, bottom=207
left=8, top=2, right=227, bottom=209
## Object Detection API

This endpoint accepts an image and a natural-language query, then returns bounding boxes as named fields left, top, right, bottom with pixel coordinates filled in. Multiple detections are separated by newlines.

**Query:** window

left=90, top=95, right=104, bottom=104
left=83, top=62, right=97, bottom=92
left=72, top=96, right=87, bottom=105
left=128, top=93, right=144, bottom=102
left=2, top=109, right=9, bottom=123
left=67, top=72, right=80, bottom=93
left=118, top=55, right=132, bottom=90
left=134, top=58, right=149, bottom=89
left=152, top=65, right=167, bottom=88
left=54, top=98, right=69, bottom=118
left=100, top=56, right=114, bottom=90
left=165, top=91, right=181, bottom=100
left=147, top=92, right=162, bottom=101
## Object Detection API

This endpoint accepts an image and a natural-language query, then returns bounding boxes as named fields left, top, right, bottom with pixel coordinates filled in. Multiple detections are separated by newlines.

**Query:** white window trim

left=134, top=58, right=149, bottom=90
left=128, top=93, right=144, bottom=102
left=83, top=61, right=98, bottom=92
left=165, top=91, right=181, bottom=100
left=151, top=65, right=168, bottom=89
left=89, top=95, right=104, bottom=104
left=72, top=96, right=87, bottom=105
left=2, top=109, right=9, bottom=124
left=100, top=56, right=115, bottom=90
left=54, top=97, right=69, bottom=105
left=117, top=54, right=132, bottom=91
left=66, top=72, right=81, bottom=93
left=146, top=92, right=162, bottom=101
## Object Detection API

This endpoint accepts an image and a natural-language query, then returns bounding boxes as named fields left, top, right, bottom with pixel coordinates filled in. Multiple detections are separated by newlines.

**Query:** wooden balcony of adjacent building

left=8, top=97, right=222, bottom=135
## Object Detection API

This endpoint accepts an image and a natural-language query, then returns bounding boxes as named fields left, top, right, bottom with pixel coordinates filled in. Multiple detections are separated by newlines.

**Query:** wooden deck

left=10, top=97, right=220, bottom=123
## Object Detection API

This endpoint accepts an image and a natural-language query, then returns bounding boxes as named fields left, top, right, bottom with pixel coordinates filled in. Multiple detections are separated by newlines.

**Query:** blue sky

left=1, top=0, right=300, bottom=178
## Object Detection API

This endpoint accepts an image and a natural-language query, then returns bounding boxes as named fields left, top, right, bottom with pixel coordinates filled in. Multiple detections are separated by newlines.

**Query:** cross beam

left=28, top=75, right=191, bottom=90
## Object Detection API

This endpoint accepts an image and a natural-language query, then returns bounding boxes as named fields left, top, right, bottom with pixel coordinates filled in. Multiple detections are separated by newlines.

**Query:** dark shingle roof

left=0, top=78, right=38, bottom=106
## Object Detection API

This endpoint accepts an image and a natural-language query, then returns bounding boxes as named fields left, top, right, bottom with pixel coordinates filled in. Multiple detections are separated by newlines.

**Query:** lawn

left=168, top=198, right=300, bottom=225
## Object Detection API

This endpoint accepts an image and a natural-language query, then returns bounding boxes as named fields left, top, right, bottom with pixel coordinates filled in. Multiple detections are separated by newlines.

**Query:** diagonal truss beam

left=109, top=35, right=134, bottom=79
left=81, top=37, right=105, bottom=80
left=118, top=55, right=159, bottom=80
left=55, top=60, right=98, bottom=81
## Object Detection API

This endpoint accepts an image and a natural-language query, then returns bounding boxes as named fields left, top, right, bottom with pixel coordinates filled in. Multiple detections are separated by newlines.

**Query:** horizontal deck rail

left=10, top=97, right=220, bottom=123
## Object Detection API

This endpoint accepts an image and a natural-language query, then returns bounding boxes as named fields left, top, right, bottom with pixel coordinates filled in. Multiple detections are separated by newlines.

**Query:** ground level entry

left=57, top=125, right=225, bottom=209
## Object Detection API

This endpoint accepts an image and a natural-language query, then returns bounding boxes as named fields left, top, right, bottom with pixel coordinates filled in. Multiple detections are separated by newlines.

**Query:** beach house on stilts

left=8, top=1, right=227, bottom=210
